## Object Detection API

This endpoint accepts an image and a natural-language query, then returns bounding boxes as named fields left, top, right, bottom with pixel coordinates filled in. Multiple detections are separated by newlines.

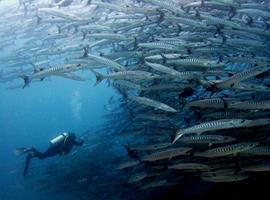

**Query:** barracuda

left=195, top=142, right=258, bottom=158
left=229, top=100, right=270, bottom=110
left=38, top=8, right=83, bottom=21
left=179, top=134, right=236, bottom=145
left=142, top=147, right=191, bottom=162
left=215, top=66, right=270, bottom=89
left=242, top=147, right=270, bottom=156
left=140, top=180, right=168, bottom=190
left=166, top=58, right=225, bottom=68
left=91, top=70, right=160, bottom=85
left=134, top=113, right=170, bottom=121
left=116, top=159, right=140, bottom=170
left=88, top=33, right=132, bottom=41
left=145, top=61, right=198, bottom=79
left=187, top=98, right=237, bottom=109
left=237, top=8, right=270, bottom=18
left=145, top=54, right=189, bottom=61
left=201, top=174, right=249, bottom=183
left=128, top=95, right=177, bottom=113
left=201, top=111, right=250, bottom=120
left=129, top=142, right=172, bottom=151
left=127, top=171, right=147, bottom=183
left=173, top=119, right=251, bottom=143
left=184, top=1, right=233, bottom=10
left=20, top=64, right=85, bottom=88
left=165, top=15, right=208, bottom=29
left=242, top=163, right=270, bottom=172
left=168, top=163, right=209, bottom=170
left=141, top=82, right=196, bottom=91
left=142, top=0, right=184, bottom=16
left=87, top=54, right=126, bottom=71
left=232, top=82, right=270, bottom=92
left=138, top=42, right=182, bottom=51
left=114, top=80, right=143, bottom=90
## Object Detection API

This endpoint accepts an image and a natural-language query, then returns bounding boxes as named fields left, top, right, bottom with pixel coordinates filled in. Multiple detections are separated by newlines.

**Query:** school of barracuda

left=1, top=0, right=270, bottom=192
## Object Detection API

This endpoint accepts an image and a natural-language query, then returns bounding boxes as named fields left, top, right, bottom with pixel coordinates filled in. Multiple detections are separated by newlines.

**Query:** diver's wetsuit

left=24, top=133, right=83, bottom=177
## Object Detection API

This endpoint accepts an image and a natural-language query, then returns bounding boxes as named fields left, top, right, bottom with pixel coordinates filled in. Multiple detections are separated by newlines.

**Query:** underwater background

left=0, top=76, right=116, bottom=199
left=1, top=0, right=270, bottom=199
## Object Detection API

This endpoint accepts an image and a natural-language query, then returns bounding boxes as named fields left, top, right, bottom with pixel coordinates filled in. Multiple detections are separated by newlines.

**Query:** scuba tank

left=50, top=132, right=69, bottom=146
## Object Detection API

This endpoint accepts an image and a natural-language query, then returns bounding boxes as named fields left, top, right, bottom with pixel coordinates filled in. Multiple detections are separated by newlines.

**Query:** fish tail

left=23, top=2, right=27, bottom=16
left=122, top=143, right=130, bottom=151
left=57, top=25, right=61, bottom=34
left=86, top=0, right=92, bottom=5
left=82, top=47, right=89, bottom=58
left=133, top=36, right=138, bottom=49
left=201, top=0, right=205, bottom=7
left=19, top=75, right=30, bottom=89
left=91, top=70, right=104, bottom=86
left=172, top=131, right=183, bottom=144
left=36, top=14, right=41, bottom=25
left=122, top=143, right=141, bottom=161
left=127, top=106, right=134, bottom=118
left=178, top=96, right=187, bottom=111
left=82, top=31, right=86, bottom=40
left=14, top=148, right=27, bottom=156
left=195, top=9, right=200, bottom=17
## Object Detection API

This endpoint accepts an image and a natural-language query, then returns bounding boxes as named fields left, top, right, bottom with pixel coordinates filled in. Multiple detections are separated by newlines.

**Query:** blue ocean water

left=1, top=0, right=270, bottom=200
left=0, top=77, right=115, bottom=199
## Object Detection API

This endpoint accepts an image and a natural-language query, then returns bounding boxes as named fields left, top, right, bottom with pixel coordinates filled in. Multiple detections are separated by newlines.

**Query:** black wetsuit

left=24, top=133, right=83, bottom=177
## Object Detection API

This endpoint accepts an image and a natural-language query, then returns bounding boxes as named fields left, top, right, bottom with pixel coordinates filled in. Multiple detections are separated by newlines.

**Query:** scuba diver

left=14, top=132, right=84, bottom=177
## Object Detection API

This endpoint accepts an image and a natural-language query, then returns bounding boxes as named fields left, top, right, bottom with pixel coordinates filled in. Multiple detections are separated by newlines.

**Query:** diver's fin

left=14, top=147, right=33, bottom=156
left=14, top=148, right=28, bottom=156
left=24, top=154, right=32, bottom=177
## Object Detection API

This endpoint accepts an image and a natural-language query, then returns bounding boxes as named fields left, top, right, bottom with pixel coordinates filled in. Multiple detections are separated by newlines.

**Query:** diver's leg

left=23, top=153, right=33, bottom=177
left=26, top=146, right=59, bottom=160
left=23, top=148, right=44, bottom=177
left=36, top=146, right=59, bottom=160
left=23, top=148, right=50, bottom=177
left=26, top=148, right=48, bottom=160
